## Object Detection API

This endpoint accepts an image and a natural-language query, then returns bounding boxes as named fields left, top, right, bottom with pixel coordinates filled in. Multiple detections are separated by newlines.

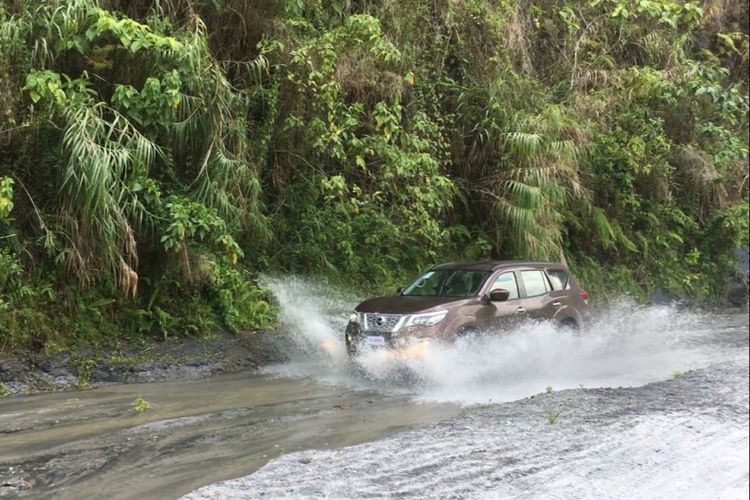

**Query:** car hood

left=355, top=295, right=469, bottom=314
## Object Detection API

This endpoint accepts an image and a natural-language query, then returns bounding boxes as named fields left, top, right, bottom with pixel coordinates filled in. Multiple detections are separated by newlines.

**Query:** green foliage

left=0, top=248, right=21, bottom=297
left=0, top=0, right=748, bottom=351
left=73, top=357, right=96, bottom=390
left=210, top=265, right=273, bottom=332
left=707, top=201, right=750, bottom=248
left=111, top=70, right=182, bottom=132
left=161, top=197, right=242, bottom=263
left=545, top=406, right=563, bottom=424
left=131, top=395, right=151, bottom=412
left=0, top=0, right=273, bottom=350
left=0, top=177, right=13, bottom=220
left=262, top=14, right=458, bottom=286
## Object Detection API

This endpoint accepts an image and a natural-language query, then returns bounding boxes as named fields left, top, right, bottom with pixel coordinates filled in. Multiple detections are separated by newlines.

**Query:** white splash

left=262, top=276, right=737, bottom=404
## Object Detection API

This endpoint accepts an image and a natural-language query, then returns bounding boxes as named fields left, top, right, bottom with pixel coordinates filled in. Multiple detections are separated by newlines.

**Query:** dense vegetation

left=0, top=0, right=747, bottom=351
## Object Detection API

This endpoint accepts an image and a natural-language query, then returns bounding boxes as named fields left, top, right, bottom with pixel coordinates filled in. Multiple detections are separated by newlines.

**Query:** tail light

left=580, top=290, right=589, bottom=301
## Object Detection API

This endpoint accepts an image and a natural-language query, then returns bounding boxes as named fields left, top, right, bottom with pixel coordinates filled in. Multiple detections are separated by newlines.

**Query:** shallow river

left=0, top=374, right=458, bottom=498
left=1, top=278, right=748, bottom=499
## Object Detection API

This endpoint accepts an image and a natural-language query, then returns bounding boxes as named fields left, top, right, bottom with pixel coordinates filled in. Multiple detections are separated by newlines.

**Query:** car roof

left=431, top=260, right=567, bottom=271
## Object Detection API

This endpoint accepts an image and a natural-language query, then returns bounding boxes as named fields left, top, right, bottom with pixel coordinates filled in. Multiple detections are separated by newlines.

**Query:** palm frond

left=58, top=101, right=161, bottom=287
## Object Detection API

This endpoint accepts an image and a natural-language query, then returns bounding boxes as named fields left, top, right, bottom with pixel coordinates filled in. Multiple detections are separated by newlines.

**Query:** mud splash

left=262, top=276, right=743, bottom=404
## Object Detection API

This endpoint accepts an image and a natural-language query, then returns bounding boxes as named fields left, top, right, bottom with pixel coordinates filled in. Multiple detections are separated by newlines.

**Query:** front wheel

left=345, top=322, right=360, bottom=356
left=454, top=325, right=479, bottom=339
left=557, top=318, right=579, bottom=332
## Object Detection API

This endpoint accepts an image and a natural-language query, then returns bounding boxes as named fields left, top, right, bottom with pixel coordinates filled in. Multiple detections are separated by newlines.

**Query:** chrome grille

left=363, top=313, right=405, bottom=332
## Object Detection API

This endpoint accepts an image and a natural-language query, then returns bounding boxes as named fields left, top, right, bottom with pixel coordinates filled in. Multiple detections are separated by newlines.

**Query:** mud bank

left=0, top=330, right=291, bottom=396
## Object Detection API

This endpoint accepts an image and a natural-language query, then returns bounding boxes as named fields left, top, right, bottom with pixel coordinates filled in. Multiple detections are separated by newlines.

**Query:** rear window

left=546, top=269, right=569, bottom=290
left=521, top=270, right=550, bottom=297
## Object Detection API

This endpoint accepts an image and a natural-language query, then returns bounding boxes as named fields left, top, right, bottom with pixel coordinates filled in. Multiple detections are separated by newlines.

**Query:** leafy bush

left=0, top=0, right=747, bottom=351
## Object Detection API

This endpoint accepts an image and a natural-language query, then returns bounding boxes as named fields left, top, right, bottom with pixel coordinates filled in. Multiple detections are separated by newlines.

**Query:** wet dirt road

left=186, top=311, right=749, bottom=499
left=1, top=280, right=748, bottom=500
left=188, top=361, right=749, bottom=500
left=0, top=375, right=458, bottom=499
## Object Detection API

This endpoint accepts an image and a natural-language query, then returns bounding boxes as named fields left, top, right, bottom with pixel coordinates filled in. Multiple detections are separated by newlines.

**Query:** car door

left=485, top=270, right=528, bottom=331
left=544, top=268, right=575, bottom=318
left=518, top=269, right=559, bottom=321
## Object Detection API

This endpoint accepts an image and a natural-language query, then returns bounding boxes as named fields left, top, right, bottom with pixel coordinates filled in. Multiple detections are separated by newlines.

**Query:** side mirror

left=396, top=287, right=403, bottom=295
left=489, top=288, right=510, bottom=302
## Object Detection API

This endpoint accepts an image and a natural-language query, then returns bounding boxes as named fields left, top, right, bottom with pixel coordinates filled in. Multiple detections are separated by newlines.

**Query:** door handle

left=552, top=301, right=561, bottom=308
left=516, top=306, right=526, bottom=313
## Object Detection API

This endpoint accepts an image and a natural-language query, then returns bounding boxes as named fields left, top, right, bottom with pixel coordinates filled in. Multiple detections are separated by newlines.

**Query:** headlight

left=406, top=310, right=448, bottom=327
left=349, top=312, right=359, bottom=323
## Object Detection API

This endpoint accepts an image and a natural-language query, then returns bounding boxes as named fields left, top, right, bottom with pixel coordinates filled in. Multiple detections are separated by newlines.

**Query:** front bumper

left=345, top=321, right=439, bottom=356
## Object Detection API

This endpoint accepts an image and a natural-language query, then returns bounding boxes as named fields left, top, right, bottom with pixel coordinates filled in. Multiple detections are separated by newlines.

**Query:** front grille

left=363, top=313, right=405, bottom=332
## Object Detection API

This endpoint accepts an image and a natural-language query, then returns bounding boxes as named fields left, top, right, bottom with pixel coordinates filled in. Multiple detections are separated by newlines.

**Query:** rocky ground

left=0, top=330, right=291, bottom=396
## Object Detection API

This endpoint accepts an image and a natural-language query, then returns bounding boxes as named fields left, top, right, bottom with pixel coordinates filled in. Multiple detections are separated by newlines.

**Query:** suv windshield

left=402, top=270, right=490, bottom=297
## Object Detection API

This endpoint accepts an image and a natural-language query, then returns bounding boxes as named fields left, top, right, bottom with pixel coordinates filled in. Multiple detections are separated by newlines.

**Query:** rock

left=0, top=477, right=33, bottom=491
left=0, top=330, right=289, bottom=396
left=650, top=288, right=690, bottom=309
left=734, top=246, right=749, bottom=280
left=727, top=246, right=749, bottom=308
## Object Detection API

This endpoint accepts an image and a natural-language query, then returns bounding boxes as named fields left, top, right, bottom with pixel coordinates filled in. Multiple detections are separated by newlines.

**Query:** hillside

left=0, top=0, right=747, bottom=350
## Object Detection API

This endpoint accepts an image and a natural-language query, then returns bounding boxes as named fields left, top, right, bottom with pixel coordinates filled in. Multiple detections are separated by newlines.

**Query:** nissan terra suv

left=345, top=261, right=589, bottom=354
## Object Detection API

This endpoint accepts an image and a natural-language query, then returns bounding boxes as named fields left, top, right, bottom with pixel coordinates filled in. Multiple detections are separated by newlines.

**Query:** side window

left=546, top=270, right=569, bottom=291
left=521, top=270, right=549, bottom=297
left=442, top=271, right=487, bottom=297
left=490, top=272, right=519, bottom=300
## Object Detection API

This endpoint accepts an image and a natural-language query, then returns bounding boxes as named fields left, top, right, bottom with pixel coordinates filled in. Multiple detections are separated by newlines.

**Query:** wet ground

left=1, top=277, right=748, bottom=499
left=187, top=358, right=748, bottom=499
left=0, top=374, right=458, bottom=498
left=0, top=330, right=289, bottom=396
left=187, top=281, right=750, bottom=499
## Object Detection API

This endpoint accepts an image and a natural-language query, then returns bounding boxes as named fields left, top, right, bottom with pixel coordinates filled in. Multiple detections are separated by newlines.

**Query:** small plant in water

left=672, top=371, right=686, bottom=379
left=545, top=406, right=563, bottom=424
left=545, top=384, right=553, bottom=394
left=470, top=400, right=494, bottom=410
left=132, top=396, right=152, bottom=412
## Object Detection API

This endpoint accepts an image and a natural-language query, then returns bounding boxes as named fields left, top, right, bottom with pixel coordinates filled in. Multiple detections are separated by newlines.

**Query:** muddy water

left=0, top=374, right=458, bottom=499
left=185, top=305, right=749, bottom=499
left=2, top=275, right=747, bottom=499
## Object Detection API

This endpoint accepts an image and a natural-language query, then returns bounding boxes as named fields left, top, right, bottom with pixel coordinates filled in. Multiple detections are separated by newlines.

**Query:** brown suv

left=345, top=261, right=589, bottom=354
